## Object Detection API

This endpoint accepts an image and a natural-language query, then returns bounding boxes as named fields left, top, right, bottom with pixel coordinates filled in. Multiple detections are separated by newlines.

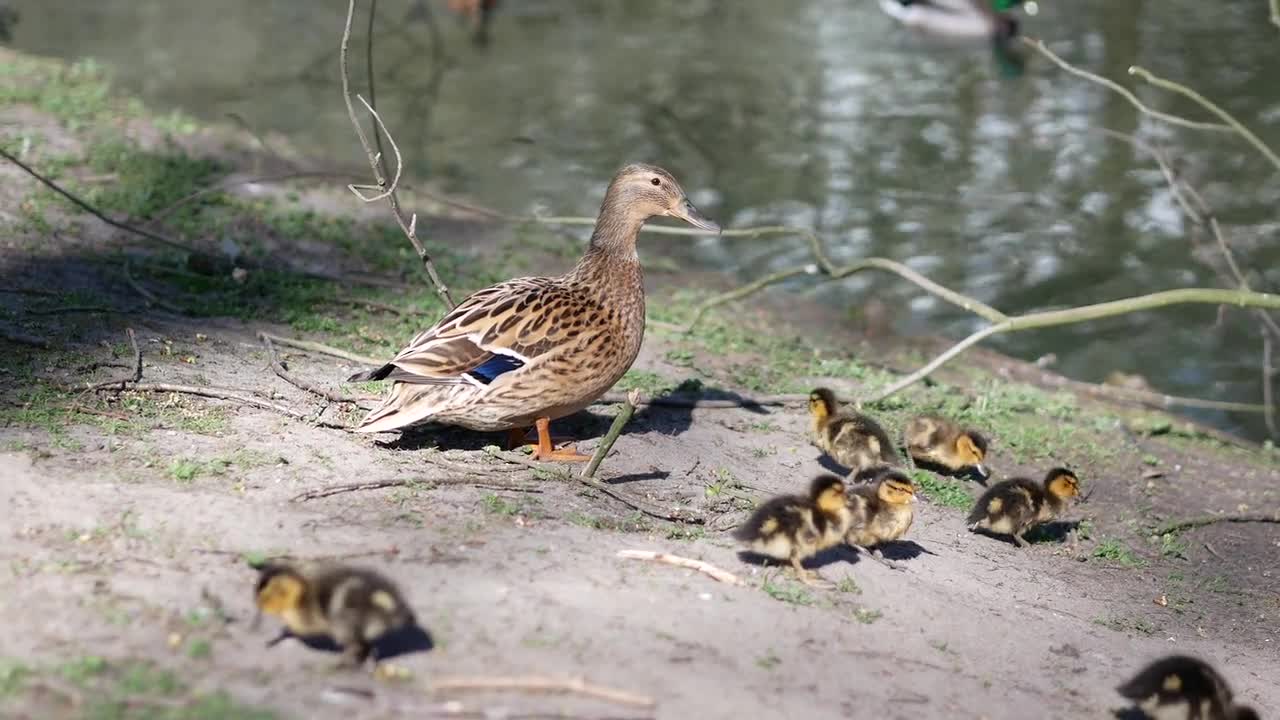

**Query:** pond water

left=6, top=0, right=1280, bottom=441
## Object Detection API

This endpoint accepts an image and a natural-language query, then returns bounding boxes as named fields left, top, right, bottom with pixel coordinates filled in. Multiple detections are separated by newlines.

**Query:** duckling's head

left=875, top=471, right=918, bottom=506
left=809, top=474, right=848, bottom=514
left=602, top=164, right=720, bottom=233
left=1233, top=706, right=1261, bottom=720
left=254, top=563, right=308, bottom=618
left=1044, top=468, right=1080, bottom=500
left=808, top=388, right=838, bottom=423
left=954, top=431, right=990, bottom=479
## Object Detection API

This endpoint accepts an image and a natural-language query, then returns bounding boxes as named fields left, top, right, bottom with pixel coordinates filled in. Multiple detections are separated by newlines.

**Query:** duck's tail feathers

left=353, top=384, right=440, bottom=433
left=347, top=363, right=395, bottom=383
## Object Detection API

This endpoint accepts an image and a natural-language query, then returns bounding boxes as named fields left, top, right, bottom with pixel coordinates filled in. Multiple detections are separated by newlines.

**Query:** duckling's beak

left=974, top=464, right=990, bottom=480
left=669, top=198, right=720, bottom=233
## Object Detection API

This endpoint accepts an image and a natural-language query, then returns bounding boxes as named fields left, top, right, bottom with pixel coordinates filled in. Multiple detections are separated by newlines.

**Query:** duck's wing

left=366, top=276, right=593, bottom=388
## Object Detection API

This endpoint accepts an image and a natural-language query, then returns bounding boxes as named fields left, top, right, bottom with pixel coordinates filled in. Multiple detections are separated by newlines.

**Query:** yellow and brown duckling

left=808, top=388, right=899, bottom=476
left=903, top=414, right=990, bottom=480
left=1117, top=655, right=1259, bottom=720
left=350, top=164, right=718, bottom=462
left=845, top=467, right=918, bottom=569
left=966, top=467, right=1080, bottom=548
left=733, top=474, right=852, bottom=586
left=254, top=561, right=417, bottom=668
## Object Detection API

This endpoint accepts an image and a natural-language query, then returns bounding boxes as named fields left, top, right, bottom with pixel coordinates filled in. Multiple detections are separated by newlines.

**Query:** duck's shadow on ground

left=267, top=623, right=434, bottom=662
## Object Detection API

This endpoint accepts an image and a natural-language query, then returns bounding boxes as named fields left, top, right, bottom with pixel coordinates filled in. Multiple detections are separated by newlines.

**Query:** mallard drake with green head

left=351, top=164, right=719, bottom=461
left=879, top=0, right=1033, bottom=76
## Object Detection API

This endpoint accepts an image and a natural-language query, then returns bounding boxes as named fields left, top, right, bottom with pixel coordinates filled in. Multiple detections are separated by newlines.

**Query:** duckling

left=845, top=467, right=918, bottom=569
left=903, top=414, right=990, bottom=480
left=733, top=474, right=852, bottom=586
left=807, top=388, right=899, bottom=476
left=966, top=467, right=1080, bottom=548
left=253, top=561, right=416, bottom=669
left=1117, top=655, right=1259, bottom=720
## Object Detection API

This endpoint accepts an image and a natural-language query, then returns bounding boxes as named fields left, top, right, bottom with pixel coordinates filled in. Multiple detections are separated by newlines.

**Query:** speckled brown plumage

left=352, top=164, right=718, bottom=447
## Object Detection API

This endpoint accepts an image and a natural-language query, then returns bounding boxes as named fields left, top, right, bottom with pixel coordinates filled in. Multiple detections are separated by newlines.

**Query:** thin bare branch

left=123, top=260, right=185, bottom=314
left=864, top=289, right=1280, bottom=405
left=93, top=382, right=348, bottom=429
left=582, top=390, right=641, bottom=479
left=1264, top=332, right=1277, bottom=439
left=258, top=333, right=384, bottom=366
left=340, top=0, right=455, bottom=308
left=292, top=475, right=539, bottom=502
left=1156, top=512, right=1280, bottom=536
left=1021, top=38, right=1232, bottom=133
left=0, top=147, right=201, bottom=255
left=616, top=549, right=746, bottom=586
left=429, top=675, right=656, bottom=709
left=1129, top=65, right=1280, bottom=173
left=260, top=333, right=368, bottom=404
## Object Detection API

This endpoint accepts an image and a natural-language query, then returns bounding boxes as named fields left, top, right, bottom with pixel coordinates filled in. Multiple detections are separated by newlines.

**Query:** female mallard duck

left=878, top=0, right=1032, bottom=76
left=351, top=164, right=719, bottom=461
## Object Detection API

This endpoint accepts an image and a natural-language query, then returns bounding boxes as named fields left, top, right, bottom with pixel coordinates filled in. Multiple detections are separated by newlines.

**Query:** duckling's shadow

left=816, top=455, right=851, bottom=476
left=912, top=459, right=988, bottom=484
left=1023, top=520, right=1081, bottom=544
left=268, top=623, right=435, bottom=661
left=736, top=550, right=845, bottom=572
left=835, top=541, right=933, bottom=565
left=1111, top=708, right=1146, bottom=720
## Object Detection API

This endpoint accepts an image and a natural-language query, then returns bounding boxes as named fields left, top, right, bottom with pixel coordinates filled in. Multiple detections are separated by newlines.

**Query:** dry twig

left=82, top=328, right=142, bottom=392
left=123, top=260, right=185, bottom=314
left=1156, top=513, right=1280, bottom=536
left=258, top=333, right=384, bottom=366
left=583, top=390, right=641, bottom=479
left=340, top=0, right=455, bottom=307
left=292, top=475, right=539, bottom=502
left=93, top=382, right=348, bottom=429
left=260, top=332, right=368, bottom=404
left=429, top=676, right=656, bottom=709
left=616, top=549, right=746, bottom=586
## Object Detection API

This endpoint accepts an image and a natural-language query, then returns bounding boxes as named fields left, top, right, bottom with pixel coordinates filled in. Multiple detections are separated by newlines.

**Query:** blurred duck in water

left=445, top=0, right=499, bottom=47
left=877, top=0, right=1036, bottom=77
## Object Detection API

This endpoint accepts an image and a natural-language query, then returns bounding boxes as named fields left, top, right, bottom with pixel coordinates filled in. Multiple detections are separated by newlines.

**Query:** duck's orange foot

left=530, top=445, right=593, bottom=463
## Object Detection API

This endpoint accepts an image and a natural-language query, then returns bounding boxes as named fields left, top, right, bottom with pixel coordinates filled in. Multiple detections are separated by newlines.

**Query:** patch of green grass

left=481, top=493, right=520, bottom=516
left=82, top=140, right=222, bottom=219
left=755, top=650, right=781, bottom=670
left=853, top=607, right=882, bottom=624
left=59, top=655, right=109, bottom=684
left=1093, top=615, right=1156, bottom=636
left=1091, top=538, right=1145, bottom=567
left=911, top=470, right=972, bottom=509
left=834, top=577, right=861, bottom=595
left=762, top=575, right=815, bottom=606
left=615, top=369, right=675, bottom=396
left=0, top=56, right=124, bottom=130
left=0, top=661, right=30, bottom=697
left=664, top=526, right=706, bottom=541
left=1157, top=532, right=1188, bottom=560
left=185, top=638, right=212, bottom=660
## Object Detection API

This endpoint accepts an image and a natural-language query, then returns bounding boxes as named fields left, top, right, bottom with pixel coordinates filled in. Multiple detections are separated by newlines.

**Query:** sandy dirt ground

left=1, top=49, right=1278, bottom=720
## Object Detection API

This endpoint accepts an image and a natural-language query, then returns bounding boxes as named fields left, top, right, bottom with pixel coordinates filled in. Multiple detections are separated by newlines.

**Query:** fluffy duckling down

left=1117, top=654, right=1259, bottom=720
left=903, top=414, right=990, bottom=480
left=733, top=474, right=852, bottom=586
left=808, top=388, right=899, bottom=476
left=845, top=467, right=918, bottom=568
left=254, top=561, right=417, bottom=668
left=966, top=467, right=1080, bottom=548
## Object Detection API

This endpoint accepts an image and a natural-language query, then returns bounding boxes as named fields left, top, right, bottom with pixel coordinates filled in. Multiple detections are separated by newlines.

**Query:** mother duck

left=351, top=164, right=719, bottom=461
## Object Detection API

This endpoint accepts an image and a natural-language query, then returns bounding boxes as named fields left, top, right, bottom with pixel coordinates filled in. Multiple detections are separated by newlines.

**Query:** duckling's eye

left=650, top=177, right=661, bottom=186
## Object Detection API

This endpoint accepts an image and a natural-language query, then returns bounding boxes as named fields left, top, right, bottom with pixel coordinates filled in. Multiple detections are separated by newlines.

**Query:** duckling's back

left=845, top=483, right=913, bottom=547
left=822, top=412, right=899, bottom=468
left=311, top=567, right=415, bottom=644
left=733, top=495, right=816, bottom=558
left=1117, top=655, right=1242, bottom=720
left=966, top=477, right=1042, bottom=529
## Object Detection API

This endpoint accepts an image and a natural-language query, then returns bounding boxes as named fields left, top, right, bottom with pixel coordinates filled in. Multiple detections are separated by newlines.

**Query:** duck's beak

left=669, top=198, right=720, bottom=233
left=974, top=464, right=990, bottom=481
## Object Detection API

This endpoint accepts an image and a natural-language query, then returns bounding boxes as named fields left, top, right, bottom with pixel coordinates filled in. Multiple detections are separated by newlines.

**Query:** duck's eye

left=651, top=177, right=661, bottom=186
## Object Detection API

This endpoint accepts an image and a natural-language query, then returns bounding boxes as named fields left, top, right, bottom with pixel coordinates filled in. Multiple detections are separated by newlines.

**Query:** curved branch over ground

left=340, top=0, right=455, bottom=308
left=1156, top=512, right=1280, bottom=536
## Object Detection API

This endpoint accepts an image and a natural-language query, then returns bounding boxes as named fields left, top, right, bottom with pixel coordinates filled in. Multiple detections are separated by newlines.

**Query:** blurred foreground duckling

left=808, top=388, right=898, bottom=476
left=845, top=467, right=918, bottom=569
left=254, top=561, right=416, bottom=669
left=1117, top=655, right=1259, bottom=720
left=903, top=414, right=990, bottom=480
left=966, top=468, right=1080, bottom=548
left=733, top=475, right=852, bottom=586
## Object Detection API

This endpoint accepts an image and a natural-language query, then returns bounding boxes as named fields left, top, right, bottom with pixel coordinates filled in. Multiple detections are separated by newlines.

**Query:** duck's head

left=875, top=471, right=918, bottom=506
left=809, top=474, right=848, bottom=514
left=603, top=163, right=720, bottom=233
left=808, top=387, right=838, bottom=422
left=253, top=562, right=307, bottom=620
left=1043, top=467, right=1080, bottom=501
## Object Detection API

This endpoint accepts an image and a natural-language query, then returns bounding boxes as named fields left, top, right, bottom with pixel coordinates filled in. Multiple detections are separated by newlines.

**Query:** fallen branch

left=93, top=382, right=349, bottom=429
left=0, top=147, right=202, bottom=256
left=340, top=0, right=455, bottom=308
left=616, top=549, right=746, bottom=586
left=863, top=288, right=1280, bottom=405
left=1020, top=38, right=1232, bottom=133
left=1264, top=332, right=1277, bottom=439
left=1156, top=512, right=1280, bottom=536
left=260, top=332, right=368, bottom=404
left=123, top=260, right=185, bottom=314
left=258, top=333, right=384, bottom=366
left=292, top=476, right=539, bottom=502
left=428, top=675, right=655, bottom=709
left=0, top=327, right=50, bottom=348
left=61, top=404, right=130, bottom=421
left=486, top=449, right=705, bottom=525
left=582, top=390, right=640, bottom=479
left=82, top=327, right=143, bottom=392
left=27, top=305, right=127, bottom=316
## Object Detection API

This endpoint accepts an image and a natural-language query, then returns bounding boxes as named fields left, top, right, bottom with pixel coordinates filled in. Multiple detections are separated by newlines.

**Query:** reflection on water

left=6, top=0, right=1279, bottom=440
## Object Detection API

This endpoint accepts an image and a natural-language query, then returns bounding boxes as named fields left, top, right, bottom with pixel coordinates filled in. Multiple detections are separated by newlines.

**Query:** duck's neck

left=570, top=198, right=648, bottom=286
